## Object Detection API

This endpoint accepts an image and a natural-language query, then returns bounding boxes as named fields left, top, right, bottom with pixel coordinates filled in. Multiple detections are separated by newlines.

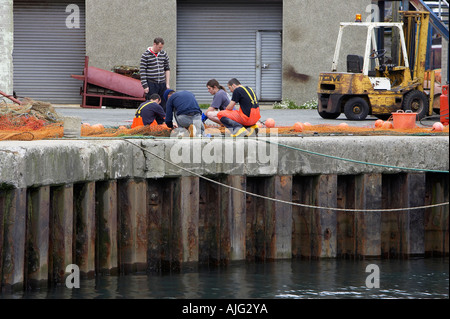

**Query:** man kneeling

left=217, top=78, right=260, bottom=137
left=132, top=93, right=166, bottom=128
left=164, top=89, right=205, bottom=137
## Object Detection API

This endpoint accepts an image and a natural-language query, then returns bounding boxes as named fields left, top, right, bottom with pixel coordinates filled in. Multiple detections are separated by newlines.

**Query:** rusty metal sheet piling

left=315, top=175, right=338, bottom=258
left=49, top=185, right=73, bottom=286
left=0, top=188, right=26, bottom=292
left=171, top=177, right=199, bottom=272
left=336, top=175, right=356, bottom=258
left=292, top=176, right=315, bottom=259
left=95, top=181, right=118, bottom=275
left=406, top=173, right=426, bottom=256
left=228, top=175, right=247, bottom=261
left=425, top=173, right=449, bottom=256
left=25, top=186, right=50, bottom=289
left=118, top=179, right=148, bottom=274
left=355, top=174, right=382, bottom=258
left=74, top=182, right=96, bottom=279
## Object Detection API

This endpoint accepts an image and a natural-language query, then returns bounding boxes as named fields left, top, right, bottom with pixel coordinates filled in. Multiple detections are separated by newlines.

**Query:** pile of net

left=0, top=99, right=65, bottom=141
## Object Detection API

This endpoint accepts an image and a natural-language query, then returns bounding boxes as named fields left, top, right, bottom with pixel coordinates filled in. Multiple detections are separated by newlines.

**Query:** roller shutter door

left=13, top=0, right=85, bottom=104
left=177, top=0, right=282, bottom=103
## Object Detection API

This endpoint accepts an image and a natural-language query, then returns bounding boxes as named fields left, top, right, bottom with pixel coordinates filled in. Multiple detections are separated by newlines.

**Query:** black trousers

left=146, top=81, right=167, bottom=110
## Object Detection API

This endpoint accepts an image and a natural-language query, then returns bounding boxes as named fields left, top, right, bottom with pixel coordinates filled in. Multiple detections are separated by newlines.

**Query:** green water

left=2, top=257, right=448, bottom=299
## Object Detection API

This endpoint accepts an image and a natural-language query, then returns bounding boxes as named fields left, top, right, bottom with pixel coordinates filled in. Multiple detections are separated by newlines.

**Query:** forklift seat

left=347, top=55, right=363, bottom=73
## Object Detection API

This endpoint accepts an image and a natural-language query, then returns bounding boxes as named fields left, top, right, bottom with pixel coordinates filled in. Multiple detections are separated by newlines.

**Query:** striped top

left=140, top=48, right=170, bottom=88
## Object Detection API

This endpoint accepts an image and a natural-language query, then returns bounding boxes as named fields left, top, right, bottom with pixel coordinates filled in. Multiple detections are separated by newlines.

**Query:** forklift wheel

left=318, top=110, right=341, bottom=119
left=344, top=97, right=370, bottom=120
left=402, top=90, right=429, bottom=119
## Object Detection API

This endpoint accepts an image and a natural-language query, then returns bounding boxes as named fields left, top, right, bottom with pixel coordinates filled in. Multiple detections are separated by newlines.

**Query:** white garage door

left=177, top=0, right=282, bottom=104
left=13, top=0, right=86, bottom=104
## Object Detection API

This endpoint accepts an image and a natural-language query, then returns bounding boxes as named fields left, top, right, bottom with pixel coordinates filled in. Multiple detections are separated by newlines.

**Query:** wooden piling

left=74, top=182, right=96, bottom=278
left=336, top=175, right=356, bottom=258
left=425, top=173, right=449, bottom=256
left=227, top=175, right=247, bottom=261
left=381, top=174, right=407, bottom=258
left=198, top=175, right=246, bottom=266
left=49, top=185, right=73, bottom=285
left=95, top=180, right=118, bottom=275
left=25, top=186, right=50, bottom=289
left=381, top=173, right=427, bottom=258
left=199, top=177, right=222, bottom=265
left=246, top=176, right=292, bottom=261
left=355, top=173, right=382, bottom=258
left=407, top=173, right=426, bottom=256
left=172, top=176, right=199, bottom=271
left=246, top=177, right=268, bottom=261
left=0, top=188, right=27, bottom=291
left=147, top=178, right=176, bottom=272
left=271, top=175, right=293, bottom=259
left=118, top=179, right=148, bottom=274
left=292, top=176, right=315, bottom=259
left=315, top=174, right=338, bottom=258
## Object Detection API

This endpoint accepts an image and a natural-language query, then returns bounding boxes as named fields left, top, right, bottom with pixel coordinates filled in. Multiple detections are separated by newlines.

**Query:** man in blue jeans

left=163, top=89, right=205, bottom=137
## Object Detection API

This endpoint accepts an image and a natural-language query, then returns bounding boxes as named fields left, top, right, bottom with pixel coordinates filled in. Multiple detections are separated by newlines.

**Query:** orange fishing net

left=1, top=100, right=448, bottom=141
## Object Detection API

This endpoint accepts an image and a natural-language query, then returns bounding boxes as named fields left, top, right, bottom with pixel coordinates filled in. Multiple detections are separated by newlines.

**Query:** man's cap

left=163, top=89, right=175, bottom=102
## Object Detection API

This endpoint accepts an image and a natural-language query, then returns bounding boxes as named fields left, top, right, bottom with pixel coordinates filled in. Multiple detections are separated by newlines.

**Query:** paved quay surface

left=53, top=105, right=438, bottom=129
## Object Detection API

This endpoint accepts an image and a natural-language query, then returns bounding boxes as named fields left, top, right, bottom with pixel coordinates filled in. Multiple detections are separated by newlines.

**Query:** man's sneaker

left=231, top=126, right=248, bottom=137
left=188, top=124, right=197, bottom=137
left=246, top=124, right=259, bottom=137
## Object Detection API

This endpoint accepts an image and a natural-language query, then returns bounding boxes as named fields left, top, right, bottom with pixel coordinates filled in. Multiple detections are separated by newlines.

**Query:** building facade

left=2, top=0, right=373, bottom=105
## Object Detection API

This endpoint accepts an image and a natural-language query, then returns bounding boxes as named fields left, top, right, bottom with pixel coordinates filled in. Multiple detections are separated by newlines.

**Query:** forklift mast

left=400, top=11, right=430, bottom=89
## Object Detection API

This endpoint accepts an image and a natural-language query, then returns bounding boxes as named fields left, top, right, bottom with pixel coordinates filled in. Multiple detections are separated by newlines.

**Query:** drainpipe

left=0, top=0, right=14, bottom=99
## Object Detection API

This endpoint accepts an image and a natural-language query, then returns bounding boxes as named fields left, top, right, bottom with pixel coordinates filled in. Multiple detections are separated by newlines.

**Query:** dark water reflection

left=4, top=257, right=449, bottom=299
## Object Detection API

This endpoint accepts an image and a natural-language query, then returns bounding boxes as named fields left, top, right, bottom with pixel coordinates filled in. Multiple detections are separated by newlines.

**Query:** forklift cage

left=331, top=22, right=410, bottom=76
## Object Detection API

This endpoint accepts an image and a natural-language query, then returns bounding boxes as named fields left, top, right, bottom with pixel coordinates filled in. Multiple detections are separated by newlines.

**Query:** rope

left=73, top=134, right=449, bottom=173
left=263, top=139, right=449, bottom=174
left=123, top=139, right=449, bottom=213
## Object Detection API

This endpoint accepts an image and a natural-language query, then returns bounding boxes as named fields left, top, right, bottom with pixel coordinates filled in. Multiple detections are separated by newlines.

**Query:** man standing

left=140, top=37, right=171, bottom=110
left=164, top=89, right=205, bottom=137
left=217, top=78, right=261, bottom=137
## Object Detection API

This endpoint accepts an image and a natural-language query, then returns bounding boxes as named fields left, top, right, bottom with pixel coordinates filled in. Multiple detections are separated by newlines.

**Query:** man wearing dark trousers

left=140, top=37, right=171, bottom=110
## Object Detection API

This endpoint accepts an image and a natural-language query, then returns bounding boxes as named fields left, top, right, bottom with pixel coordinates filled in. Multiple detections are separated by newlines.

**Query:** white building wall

left=0, top=0, right=14, bottom=97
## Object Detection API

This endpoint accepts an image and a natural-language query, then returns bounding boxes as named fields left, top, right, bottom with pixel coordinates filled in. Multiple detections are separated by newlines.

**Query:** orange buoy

left=293, top=122, right=304, bottom=132
left=382, top=121, right=393, bottom=129
left=339, top=123, right=349, bottom=128
left=432, top=122, right=444, bottom=132
left=303, top=122, right=312, bottom=128
left=374, top=119, right=384, bottom=128
left=265, top=118, right=275, bottom=128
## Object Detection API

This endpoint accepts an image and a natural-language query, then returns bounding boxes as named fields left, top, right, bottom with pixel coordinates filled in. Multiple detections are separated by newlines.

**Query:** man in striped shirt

left=140, top=37, right=171, bottom=110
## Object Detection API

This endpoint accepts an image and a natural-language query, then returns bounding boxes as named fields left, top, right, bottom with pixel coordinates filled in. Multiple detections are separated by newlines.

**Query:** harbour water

left=2, top=257, right=448, bottom=300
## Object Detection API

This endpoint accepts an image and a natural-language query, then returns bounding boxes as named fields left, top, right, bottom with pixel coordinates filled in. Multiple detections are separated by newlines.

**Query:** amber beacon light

left=355, top=14, right=362, bottom=22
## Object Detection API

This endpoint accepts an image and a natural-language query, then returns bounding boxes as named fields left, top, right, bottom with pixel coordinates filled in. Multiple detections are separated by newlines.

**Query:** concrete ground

left=53, top=104, right=439, bottom=129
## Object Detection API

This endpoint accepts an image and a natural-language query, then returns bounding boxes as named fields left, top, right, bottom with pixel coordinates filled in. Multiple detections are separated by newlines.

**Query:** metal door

left=13, top=0, right=86, bottom=104
left=256, top=31, right=282, bottom=101
left=177, top=0, right=282, bottom=104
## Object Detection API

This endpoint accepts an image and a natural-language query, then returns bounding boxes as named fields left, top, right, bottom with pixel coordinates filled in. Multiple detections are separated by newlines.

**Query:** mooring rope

left=123, top=139, right=449, bottom=213
left=263, top=139, right=449, bottom=174
left=74, top=134, right=450, bottom=174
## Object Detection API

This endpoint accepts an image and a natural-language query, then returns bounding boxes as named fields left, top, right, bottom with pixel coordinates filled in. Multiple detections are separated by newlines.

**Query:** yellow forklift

left=317, top=11, right=436, bottom=120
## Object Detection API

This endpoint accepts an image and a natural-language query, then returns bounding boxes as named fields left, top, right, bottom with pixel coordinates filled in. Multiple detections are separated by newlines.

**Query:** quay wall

left=0, top=136, right=448, bottom=291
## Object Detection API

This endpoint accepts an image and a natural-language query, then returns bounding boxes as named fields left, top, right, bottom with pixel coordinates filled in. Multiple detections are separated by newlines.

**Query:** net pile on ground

left=0, top=99, right=65, bottom=141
